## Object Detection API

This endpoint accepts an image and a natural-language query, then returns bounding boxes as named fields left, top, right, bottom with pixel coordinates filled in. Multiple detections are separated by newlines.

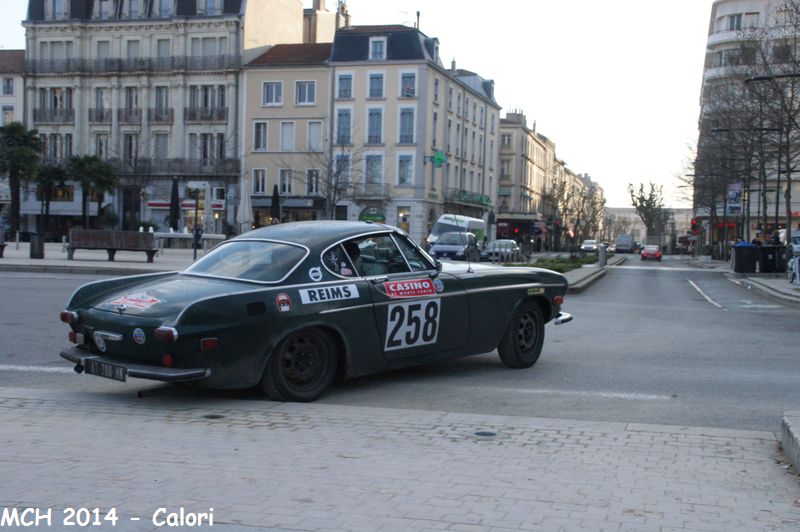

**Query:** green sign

left=359, top=206, right=386, bottom=223
left=433, top=150, right=447, bottom=168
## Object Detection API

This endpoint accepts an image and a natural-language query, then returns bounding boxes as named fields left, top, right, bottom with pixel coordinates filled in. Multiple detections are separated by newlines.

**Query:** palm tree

left=67, top=155, right=118, bottom=229
left=36, top=164, right=67, bottom=232
left=0, top=123, right=41, bottom=235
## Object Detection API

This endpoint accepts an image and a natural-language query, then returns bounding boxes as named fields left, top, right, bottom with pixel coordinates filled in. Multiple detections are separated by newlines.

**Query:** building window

left=457, top=93, right=462, bottom=116
left=262, top=82, right=283, bottom=106
left=501, top=134, right=512, bottom=147
left=399, top=108, right=414, bottom=144
left=501, top=159, right=510, bottom=178
left=280, top=169, right=292, bottom=194
left=201, top=0, right=220, bottom=16
left=369, top=37, right=386, bottom=60
left=2, top=78, right=13, bottom=96
left=280, top=122, right=295, bottom=151
left=2, top=106, right=14, bottom=125
left=154, top=133, right=169, bottom=160
left=434, top=78, right=440, bottom=103
left=728, top=13, right=742, bottom=31
left=127, top=0, right=141, bottom=18
left=307, top=169, right=320, bottom=195
left=398, top=155, right=413, bottom=185
left=49, top=0, right=70, bottom=20
left=432, top=111, right=438, bottom=148
left=254, top=122, right=267, bottom=151
left=365, top=154, right=383, bottom=184
left=308, top=121, right=322, bottom=151
left=337, top=74, right=352, bottom=99
left=448, top=86, right=453, bottom=111
left=446, top=119, right=452, bottom=153
left=368, top=73, right=384, bottom=98
left=157, top=0, right=171, bottom=17
left=95, top=134, right=108, bottom=159
left=367, top=108, right=383, bottom=144
left=95, top=0, right=112, bottom=19
left=253, top=169, right=266, bottom=195
left=296, top=81, right=315, bottom=105
left=401, top=72, right=416, bottom=97
left=335, top=154, right=351, bottom=183
left=336, top=108, right=351, bottom=144
left=123, top=134, right=138, bottom=164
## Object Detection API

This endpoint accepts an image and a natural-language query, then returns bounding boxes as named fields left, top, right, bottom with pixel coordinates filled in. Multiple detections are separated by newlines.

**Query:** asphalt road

left=1, top=257, right=798, bottom=432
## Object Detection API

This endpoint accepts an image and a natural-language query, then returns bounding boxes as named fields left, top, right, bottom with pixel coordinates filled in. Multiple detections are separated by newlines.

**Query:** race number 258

left=385, top=299, right=440, bottom=351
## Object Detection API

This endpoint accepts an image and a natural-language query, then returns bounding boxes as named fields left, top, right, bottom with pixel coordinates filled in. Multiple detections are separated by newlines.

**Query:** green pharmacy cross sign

left=432, top=150, right=447, bottom=168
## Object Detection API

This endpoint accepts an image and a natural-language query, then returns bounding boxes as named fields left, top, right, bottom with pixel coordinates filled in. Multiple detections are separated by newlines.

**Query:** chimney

left=314, top=0, right=325, bottom=11
left=451, top=58, right=456, bottom=71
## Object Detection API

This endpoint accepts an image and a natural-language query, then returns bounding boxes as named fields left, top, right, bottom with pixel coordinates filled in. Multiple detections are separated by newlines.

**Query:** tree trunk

left=9, top=171, right=20, bottom=236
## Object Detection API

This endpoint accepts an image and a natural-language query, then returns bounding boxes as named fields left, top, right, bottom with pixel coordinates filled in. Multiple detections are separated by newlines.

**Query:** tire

left=260, top=328, right=337, bottom=402
left=497, top=300, right=545, bottom=369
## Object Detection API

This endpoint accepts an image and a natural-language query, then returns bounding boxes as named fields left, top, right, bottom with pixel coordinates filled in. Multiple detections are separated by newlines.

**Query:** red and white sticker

left=108, top=292, right=162, bottom=310
left=276, top=293, right=292, bottom=312
left=383, top=278, right=436, bottom=299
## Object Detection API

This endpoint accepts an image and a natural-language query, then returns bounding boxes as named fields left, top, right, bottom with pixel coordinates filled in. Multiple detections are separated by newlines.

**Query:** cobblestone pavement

left=1, top=387, right=798, bottom=531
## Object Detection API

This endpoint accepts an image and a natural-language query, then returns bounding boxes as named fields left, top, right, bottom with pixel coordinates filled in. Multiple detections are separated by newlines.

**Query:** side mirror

left=430, top=259, right=442, bottom=278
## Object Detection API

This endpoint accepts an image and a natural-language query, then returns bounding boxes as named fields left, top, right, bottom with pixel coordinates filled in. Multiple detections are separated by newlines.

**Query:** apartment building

left=22, top=0, right=303, bottom=237
left=0, top=50, right=26, bottom=224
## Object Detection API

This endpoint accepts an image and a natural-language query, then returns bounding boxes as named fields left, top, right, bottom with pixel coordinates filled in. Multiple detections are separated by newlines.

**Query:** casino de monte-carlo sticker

left=108, top=292, right=162, bottom=310
left=276, top=293, right=292, bottom=312
left=299, top=284, right=359, bottom=304
left=383, top=278, right=436, bottom=299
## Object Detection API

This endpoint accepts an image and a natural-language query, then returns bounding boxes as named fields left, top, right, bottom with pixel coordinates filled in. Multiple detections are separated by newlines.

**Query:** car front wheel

left=497, top=300, right=545, bottom=369
left=260, top=328, right=337, bottom=402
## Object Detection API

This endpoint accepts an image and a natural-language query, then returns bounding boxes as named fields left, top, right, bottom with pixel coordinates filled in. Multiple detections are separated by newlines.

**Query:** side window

left=351, top=235, right=409, bottom=276
left=323, top=242, right=359, bottom=277
left=393, top=235, right=433, bottom=272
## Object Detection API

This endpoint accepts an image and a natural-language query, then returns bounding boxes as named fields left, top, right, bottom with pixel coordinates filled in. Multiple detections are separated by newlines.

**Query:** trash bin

left=733, top=241, right=758, bottom=273
left=29, top=232, right=44, bottom=259
left=758, top=245, right=786, bottom=274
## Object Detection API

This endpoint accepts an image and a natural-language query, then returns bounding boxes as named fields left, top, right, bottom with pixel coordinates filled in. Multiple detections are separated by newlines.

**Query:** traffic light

left=691, top=218, right=698, bottom=232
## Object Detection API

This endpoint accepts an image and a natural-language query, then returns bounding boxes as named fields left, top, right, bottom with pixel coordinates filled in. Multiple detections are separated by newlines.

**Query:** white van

left=426, top=214, right=486, bottom=247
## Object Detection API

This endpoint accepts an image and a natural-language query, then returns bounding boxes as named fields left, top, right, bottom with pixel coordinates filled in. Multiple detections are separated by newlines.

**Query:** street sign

left=187, top=181, right=209, bottom=190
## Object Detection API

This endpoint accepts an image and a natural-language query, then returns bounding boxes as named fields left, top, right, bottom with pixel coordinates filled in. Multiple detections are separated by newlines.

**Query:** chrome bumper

left=554, top=312, right=573, bottom=325
left=60, top=347, right=211, bottom=383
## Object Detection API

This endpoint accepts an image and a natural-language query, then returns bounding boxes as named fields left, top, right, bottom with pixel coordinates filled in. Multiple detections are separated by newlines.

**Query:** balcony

left=355, top=182, right=389, bottom=198
left=184, top=107, right=228, bottom=123
left=33, top=108, right=74, bottom=124
left=148, top=108, right=174, bottom=124
left=118, top=108, right=142, bottom=125
left=25, top=55, right=241, bottom=75
left=107, top=157, right=240, bottom=177
left=88, top=108, right=112, bottom=124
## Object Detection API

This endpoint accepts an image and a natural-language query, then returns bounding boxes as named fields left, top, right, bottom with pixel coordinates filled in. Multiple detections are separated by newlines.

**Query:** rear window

left=644, top=245, right=659, bottom=252
left=438, top=232, right=470, bottom=245
left=430, top=222, right=461, bottom=236
left=184, top=240, right=307, bottom=283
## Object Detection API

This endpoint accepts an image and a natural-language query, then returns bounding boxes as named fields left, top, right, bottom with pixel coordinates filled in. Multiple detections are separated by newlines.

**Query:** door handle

left=370, top=276, right=388, bottom=283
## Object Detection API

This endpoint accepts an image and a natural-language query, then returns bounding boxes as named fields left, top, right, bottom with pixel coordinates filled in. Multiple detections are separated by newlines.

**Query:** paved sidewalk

left=1, top=387, right=798, bottom=531
left=684, top=257, right=800, bottom=305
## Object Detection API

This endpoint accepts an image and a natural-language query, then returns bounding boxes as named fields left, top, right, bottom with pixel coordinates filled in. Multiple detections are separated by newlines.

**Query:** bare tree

left=628, top=182, right=668, bottom=238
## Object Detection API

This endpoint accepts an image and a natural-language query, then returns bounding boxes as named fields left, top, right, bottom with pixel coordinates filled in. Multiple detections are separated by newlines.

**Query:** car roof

left=235, top=221, right=398, bottom=246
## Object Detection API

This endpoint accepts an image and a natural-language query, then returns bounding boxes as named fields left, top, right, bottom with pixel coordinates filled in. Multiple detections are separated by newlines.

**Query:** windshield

left=437, top=232, right=470, bottom=245
left=184, top=240, right=307, bottom=283
left=430, top=222, right=461, bottom=237
left=488, top=240, right=515, bottom=250
left=582, top=240, right=597, bottom=246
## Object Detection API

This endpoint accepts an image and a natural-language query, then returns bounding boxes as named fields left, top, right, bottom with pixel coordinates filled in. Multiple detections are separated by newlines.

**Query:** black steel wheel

left=497, top=300, right=545, bottom=369
left=260, top=328, right=337, bottom=402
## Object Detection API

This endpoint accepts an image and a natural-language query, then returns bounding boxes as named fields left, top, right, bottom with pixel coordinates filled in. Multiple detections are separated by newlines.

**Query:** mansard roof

left=331, top=24, right=441, bottom=65
left=26, top=0, right=244, bottom=22
left=0, top=50, right=25, bottom=75
left=247, top=43, right=333, bottom=67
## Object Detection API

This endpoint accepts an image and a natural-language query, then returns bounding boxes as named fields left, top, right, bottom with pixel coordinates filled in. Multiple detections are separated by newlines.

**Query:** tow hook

left=74, top=364, right=85, bottom=374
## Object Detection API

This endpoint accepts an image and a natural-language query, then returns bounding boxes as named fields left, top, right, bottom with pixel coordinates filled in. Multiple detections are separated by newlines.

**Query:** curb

left=0, top=263, right=165, bottom=276
left=781, top=411, right=800, bottom=472
left=733, top=276, right=800, bottom=306
left=567, top=255, right=626, bottom=293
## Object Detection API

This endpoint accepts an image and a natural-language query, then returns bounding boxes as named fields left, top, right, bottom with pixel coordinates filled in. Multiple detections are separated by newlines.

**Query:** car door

left=362, top=233, right=469, bottom=361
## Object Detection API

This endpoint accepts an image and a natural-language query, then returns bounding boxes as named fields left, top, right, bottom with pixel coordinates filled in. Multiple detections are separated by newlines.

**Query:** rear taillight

left=60, top=310, right=79, bottom=324
left=162, top=354, right=174, bottom=367
left=68, top=331, right=76, bottom=343
left=200, top=338, right=219, bottom=352
left=554, top=295, right=564, bottom=305
left=154, top=327, right=178, bottom=342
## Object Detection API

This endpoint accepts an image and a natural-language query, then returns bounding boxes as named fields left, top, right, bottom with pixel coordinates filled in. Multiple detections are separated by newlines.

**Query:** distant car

left=481, top=239, right=521, bottom=262
left=58, top=221, right=573, bottom=402
left=633, top=242, right=643, bottom=254
left=428, top=231, right=481, bottom=262
left=641, top=245, right=662, bottom=262
left=580, top=239, right=598, bottom=253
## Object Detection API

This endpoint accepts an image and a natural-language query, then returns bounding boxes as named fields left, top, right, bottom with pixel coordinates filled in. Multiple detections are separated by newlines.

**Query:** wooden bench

left=68, top=229, right=158, bottom=263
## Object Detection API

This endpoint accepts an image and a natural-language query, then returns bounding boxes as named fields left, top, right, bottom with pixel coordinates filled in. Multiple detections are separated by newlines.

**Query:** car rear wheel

left=260, top=328, right=337, bottom=402
left=497, top=300, right=545, bottom=369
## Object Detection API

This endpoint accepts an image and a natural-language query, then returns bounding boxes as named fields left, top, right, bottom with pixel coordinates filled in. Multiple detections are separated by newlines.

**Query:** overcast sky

left=0, top=0, right=714, bottom=208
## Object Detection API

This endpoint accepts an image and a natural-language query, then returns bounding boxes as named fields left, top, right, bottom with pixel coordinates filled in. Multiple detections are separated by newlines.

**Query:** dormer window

left=127, top=0, right=142, bottom=19
left=94, top=0, right=112, bottom=19
left=200, top=0, right=220, bottom=16
left=369, top=37, right=386, bottom=61
left=156, top=0, right=172, bottom=17
left=48, top=0, right=70, bottom=21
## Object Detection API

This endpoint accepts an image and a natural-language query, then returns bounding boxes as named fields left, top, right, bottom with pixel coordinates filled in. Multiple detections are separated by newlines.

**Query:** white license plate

left=84, top=359, right=127, bottom=382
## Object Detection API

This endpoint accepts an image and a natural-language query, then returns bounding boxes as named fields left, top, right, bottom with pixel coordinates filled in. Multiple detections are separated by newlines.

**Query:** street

left=1, top=256, right=798, bottom=432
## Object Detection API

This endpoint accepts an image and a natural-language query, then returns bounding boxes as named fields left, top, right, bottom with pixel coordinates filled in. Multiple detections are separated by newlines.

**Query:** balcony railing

left=33, top=108, right=74, bottom=124
left=107, top=157, right=240, bottom=176
left=355, top=182, right=389, bottom=198
left=148, top=108, right=174, bottom=124
left=88, top=108, right=112, bottom=123
left=184, top=107, right=228, bottom=123
left=25, top=55, right=241, bottom=75
left=117, top=108, right=142, bottom=124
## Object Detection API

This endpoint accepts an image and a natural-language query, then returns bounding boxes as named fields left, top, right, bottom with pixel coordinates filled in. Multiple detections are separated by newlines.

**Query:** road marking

left=496, top=388, right=672, bottom=401
left=614, top=265, right=715, bottom=272
left=0, top=364, right=73, bottom=374
left=687, top=279, right=727, bottom=311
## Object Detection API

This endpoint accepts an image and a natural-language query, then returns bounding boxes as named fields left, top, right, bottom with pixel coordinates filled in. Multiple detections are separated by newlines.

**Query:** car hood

left=90, top=274, right=257, bottom=318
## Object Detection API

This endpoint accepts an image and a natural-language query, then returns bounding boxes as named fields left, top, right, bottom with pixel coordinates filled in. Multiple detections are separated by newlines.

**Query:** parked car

left=580, top=239, right=598, bottom=253
left=481, top=239, right=521, bottom=262
left=425, top=214, right=486, bottom=248
left=640, top=244, right=662, bottom=261
left=428, top=231, right=481, bottom=262
left=59, top=221, right=573, bottom=402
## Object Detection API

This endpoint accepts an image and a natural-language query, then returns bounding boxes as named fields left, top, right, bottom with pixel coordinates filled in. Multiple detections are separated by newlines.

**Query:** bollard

left=16, top=230, right=20, bottom=250
left=62, top=235, right=67, bottom=253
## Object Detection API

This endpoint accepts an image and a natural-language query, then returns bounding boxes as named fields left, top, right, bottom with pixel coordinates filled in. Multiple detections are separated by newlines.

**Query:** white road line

left=495, top=388, right=672, bottom=401
left=0, top=364, right=73, bottom=374
left=687, top=279, right=727, bottom=311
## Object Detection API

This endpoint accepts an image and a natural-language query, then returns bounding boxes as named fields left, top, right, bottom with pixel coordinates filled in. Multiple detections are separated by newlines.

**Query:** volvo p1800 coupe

left=60, top=221, right=572, bottom=402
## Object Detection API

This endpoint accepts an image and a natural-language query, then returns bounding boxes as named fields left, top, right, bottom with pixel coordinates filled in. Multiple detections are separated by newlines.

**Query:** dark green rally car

left=60, top=221, right=572, bottom=402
